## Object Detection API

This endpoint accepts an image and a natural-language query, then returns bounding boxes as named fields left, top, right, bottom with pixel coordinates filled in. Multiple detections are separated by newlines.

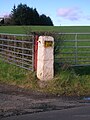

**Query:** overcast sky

left=0, top=0, right=90, bottom=26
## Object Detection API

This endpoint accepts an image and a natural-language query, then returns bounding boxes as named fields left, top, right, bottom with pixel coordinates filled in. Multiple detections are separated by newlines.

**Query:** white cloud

left=57, top=7, right=82, bottom=21
left=0, top=12, right=9, bottom=17
left=86, top=15, right=90, bottom=20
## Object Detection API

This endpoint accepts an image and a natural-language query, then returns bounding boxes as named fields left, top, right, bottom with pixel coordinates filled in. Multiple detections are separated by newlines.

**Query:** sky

left=0, top=0, right=90, bottom=26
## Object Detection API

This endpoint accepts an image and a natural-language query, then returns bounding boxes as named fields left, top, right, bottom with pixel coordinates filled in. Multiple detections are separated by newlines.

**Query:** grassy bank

left=0, top=60, right=90, bottom=96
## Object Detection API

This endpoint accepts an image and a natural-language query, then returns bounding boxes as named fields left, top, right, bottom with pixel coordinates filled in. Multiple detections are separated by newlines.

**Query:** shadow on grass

left=72, top=66, right=90, bottom=75
left=55, top=62, right=90, bottom=76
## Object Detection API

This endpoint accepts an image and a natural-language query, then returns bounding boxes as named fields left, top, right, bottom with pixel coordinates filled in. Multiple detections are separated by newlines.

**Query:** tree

left=46, top=16, right=54, bottom=26
left=11, top=4, right=17, bottom=25
left=10, top=3, right=54, bottom=26
left=39, top=14, right=47, bottom=25
left=33, top=8, right=40, bottom=25
left=40, top=14, right=53, bottom=26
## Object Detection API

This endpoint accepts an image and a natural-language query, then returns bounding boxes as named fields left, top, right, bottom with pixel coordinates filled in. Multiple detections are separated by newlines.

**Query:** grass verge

left=0, top=60, right=90, bottom=96
left=43, top=64, right=90, bottom=96
left=0, top=60, right=38, bottom=90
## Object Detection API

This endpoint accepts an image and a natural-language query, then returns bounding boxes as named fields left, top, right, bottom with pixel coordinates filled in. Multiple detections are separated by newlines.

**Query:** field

left=0, top=26, right=90, bottom=34
left=0, top=26, right=90, bottom=96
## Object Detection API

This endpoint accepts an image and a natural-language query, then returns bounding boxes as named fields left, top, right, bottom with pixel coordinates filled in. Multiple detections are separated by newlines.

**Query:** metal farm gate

left=0, top=33, right=34, bottom=71
left=55, top=33, right=90, bottom=66
left=0, top=32, right=90, bottom=71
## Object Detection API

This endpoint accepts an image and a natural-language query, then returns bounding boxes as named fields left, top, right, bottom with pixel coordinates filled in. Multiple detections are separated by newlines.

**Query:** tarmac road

left=1, top=106, right=90, bottom=120
left=0, top=83, right=90, bottom=120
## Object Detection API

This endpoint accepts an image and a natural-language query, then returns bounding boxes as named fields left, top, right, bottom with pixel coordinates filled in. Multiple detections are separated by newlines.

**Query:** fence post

left=34, top=35, right=38, bottom=71
left=37, top=36, right=54, bottom=81
left=75, top=33, right=78, bottom=65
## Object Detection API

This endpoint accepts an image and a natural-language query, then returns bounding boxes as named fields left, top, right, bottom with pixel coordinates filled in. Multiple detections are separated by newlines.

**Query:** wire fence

left=55, top=33, right=90, bottom=66
left=0, top=33, right=34, bottom=71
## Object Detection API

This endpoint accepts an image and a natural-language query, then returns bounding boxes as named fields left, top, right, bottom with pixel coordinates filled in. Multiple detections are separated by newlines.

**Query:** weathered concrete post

left=37, top=36, right=54, bottom=81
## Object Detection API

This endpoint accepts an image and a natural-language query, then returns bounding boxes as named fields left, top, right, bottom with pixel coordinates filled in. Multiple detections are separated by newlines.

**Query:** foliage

left=4, top=3, right=53, bottom=26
